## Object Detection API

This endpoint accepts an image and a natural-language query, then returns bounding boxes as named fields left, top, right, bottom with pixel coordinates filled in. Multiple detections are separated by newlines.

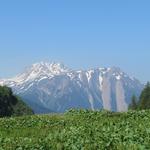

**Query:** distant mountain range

left=0, top=62, right=144, bottom=113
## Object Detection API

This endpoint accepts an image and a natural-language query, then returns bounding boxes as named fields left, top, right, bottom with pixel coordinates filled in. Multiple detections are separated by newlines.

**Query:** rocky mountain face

left=0, top=62, right=144, bottom=113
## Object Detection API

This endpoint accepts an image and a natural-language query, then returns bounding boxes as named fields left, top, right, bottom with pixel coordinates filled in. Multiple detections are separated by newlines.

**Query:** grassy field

left=0, top=109, right=150, bottom=150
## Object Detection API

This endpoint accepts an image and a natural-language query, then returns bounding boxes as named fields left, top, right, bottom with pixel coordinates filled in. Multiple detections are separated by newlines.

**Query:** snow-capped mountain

left=0, top=62, right=144, bottom=113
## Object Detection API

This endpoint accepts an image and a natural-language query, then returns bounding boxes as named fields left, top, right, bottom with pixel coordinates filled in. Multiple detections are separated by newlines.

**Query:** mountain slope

left=0, top=62, right=144, bottom=113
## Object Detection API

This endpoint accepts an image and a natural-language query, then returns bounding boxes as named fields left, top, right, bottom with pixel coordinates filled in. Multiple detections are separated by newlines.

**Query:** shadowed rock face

left=0, top=62, right=144, bottom=113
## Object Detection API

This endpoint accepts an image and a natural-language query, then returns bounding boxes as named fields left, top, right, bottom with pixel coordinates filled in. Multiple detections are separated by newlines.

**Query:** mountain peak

left=28, top=61, right=69, bottom=74
left=3, top=62, right=70, bottom=85
left=31, top=61, right=67, bottom=70
left=0, top=62, right=143, bottom=113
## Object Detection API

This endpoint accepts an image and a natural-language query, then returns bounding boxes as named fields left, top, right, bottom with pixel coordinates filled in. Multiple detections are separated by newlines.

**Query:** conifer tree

left=129, top=95, right=138, bottom=110
left=139, top=82, right=150, bottom=109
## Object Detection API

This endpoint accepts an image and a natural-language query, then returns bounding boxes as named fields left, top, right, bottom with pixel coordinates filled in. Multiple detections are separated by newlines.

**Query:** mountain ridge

left=0, top=62, right=144, bottom=113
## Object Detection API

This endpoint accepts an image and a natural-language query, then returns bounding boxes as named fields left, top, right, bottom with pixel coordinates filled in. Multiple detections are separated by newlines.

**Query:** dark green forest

left=0, top=86, right=33, bottom=117
left=129, top=82, right=150, bottom=110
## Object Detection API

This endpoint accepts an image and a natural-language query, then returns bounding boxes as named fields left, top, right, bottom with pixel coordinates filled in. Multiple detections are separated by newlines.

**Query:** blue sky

left=0, top=0, right=150, bottom=82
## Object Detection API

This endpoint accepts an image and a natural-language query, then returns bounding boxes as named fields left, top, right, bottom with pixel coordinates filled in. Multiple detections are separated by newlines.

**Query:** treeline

left=0, top=86, right=33, bottom=117
left=129, top=82, right=150, bottom=110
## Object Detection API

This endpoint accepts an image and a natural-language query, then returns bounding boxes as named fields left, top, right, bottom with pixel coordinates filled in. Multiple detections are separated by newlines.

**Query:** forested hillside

left=0, top=86, right=33, bottom=117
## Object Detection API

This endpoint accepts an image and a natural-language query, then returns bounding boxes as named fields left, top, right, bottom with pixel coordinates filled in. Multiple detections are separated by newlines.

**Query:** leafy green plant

left=0, top=109, right=150, bottom=149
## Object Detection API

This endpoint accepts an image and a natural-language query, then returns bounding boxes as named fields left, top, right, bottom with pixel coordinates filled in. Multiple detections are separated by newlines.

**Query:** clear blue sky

left=0, top=0, right=150, bottom=83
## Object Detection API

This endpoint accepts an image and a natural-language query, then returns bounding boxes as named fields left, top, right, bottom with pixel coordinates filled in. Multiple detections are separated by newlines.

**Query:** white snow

left=107, top=68, right=111, bottom=71
left=78, top=73, right=82, bottom=81
left=21, top=83, right=34, bottom=92
left=38, top=76, right=48, bottom=82
left=99, top=75, right=103, bottom=91
left=67, top=72, right=75, bottom=80
left=116, top=75, right=121, bottom=80
left=86, top=70, right=94, bottom=83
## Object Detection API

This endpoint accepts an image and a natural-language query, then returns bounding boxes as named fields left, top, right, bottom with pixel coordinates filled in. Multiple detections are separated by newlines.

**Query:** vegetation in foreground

left=0, top=109, right=150, bottom=150
left=1, top=82, right=150, bottom=149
